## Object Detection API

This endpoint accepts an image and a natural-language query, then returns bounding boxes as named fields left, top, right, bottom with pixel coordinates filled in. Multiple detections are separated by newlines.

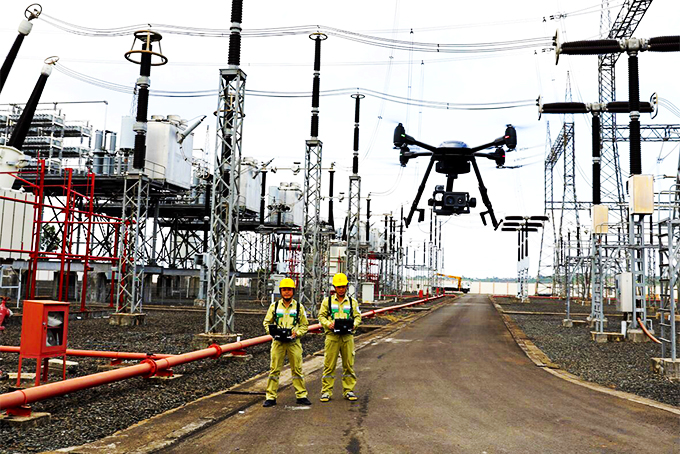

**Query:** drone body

left=393, top=123, right=517, bottom=229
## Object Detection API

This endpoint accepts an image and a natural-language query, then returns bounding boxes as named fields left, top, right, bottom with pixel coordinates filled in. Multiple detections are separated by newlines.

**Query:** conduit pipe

left=637, top=317, right=662, bottom=344
left=0, top=295, right=443, bottom=411
left=0, top=346, right=174, bottom=360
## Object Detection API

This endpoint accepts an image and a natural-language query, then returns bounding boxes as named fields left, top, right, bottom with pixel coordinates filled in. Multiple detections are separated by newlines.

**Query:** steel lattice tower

left=346, top=93, right=364, bottom=298
left=300, top=33, right=327, bottom=315
left=205, top=0, right=245, bottom=333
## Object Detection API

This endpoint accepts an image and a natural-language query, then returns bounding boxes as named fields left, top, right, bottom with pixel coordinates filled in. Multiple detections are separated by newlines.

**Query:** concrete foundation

left=562, top=319, right=573, bottom=327
left=587, top=317, right=608, bottom=328
left=590, top=331, right=626, bottom=343
left=109, top=313, right=146, bottom=326
left=191, top=333, right=243, bottom=351
left=0, top=411, right=51, bottom=428
left=651, top=357, right=680, bottom=380
left=48, top=358, right=79, bottom=373
left=626, top=328, right=653, bottom=343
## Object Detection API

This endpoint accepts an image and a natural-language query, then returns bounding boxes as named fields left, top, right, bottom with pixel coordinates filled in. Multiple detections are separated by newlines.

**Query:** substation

left=0, top=0, right=677, bottom=452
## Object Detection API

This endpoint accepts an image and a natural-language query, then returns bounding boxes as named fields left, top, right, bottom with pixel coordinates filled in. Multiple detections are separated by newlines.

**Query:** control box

left=615, top=273, right=633, bottom=312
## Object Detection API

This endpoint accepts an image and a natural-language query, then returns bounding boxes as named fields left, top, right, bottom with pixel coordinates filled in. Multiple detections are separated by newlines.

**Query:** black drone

left=393, top=123, right=517, bottom=229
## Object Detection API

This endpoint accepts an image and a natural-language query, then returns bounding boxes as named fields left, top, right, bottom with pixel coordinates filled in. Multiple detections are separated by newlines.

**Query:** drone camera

left=429, top=187, right=476, bottom=215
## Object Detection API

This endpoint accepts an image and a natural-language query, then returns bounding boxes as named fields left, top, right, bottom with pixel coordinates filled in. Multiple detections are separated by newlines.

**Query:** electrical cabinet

left=17, top=300, right=70, bottom=386
left=615, top=273, right=633, bottom=313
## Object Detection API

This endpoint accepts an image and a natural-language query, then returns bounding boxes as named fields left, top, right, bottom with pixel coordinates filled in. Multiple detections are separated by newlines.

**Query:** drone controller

left=269, top=325, right=294, bottom=342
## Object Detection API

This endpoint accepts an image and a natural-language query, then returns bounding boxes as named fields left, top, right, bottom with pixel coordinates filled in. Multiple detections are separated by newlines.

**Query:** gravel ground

left=493, top=296, right=680, bottom=408
left=0, top=296, right=435, bottom=453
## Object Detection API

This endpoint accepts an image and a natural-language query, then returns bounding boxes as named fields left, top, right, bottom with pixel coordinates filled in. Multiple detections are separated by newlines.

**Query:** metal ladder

left=590, top=235, right=605, bottom=331
left=629, top=213, right=648, bottom=330
left=657, top=185, right=678, bottom=360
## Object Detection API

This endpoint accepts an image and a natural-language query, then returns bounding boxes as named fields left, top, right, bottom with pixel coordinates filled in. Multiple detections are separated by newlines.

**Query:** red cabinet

left=18, top=300, right=70, bottom=386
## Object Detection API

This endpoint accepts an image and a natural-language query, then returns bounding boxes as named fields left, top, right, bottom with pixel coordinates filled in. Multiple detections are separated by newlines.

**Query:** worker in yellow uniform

left=318, top=272, right=362, bottom=402
left=262, top=278, right=312, bottom=407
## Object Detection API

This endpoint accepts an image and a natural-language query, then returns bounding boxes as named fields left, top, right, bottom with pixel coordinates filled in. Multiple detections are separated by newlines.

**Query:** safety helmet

left=279, top=278, right=296, bottom=289
left=332, top=273, right=349, bottom=287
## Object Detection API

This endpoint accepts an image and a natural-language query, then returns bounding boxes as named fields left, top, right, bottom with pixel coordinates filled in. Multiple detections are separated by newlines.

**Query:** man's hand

left=328, top=321, right=335, bottom=330
left=291, top=330, right=297, bottom=339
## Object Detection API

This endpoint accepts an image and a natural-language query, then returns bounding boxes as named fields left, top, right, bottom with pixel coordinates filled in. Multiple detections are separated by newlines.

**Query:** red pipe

left=0, top=346, right=175, bottom=360
left=0, top=295, right=443, bottom=410
left=637, top=317, right=662, bottom=344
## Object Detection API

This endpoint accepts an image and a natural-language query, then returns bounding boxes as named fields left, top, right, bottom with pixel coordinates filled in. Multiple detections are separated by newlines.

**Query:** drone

left=393, top=123, right=517, bottom=230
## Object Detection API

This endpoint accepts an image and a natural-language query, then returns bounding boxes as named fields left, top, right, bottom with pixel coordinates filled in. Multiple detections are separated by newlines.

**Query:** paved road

left=168, top=294, right=679, bottom=454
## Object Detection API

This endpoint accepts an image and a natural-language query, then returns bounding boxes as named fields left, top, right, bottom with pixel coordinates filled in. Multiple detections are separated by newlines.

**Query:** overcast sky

left=1, top=0, right=678, bottom=279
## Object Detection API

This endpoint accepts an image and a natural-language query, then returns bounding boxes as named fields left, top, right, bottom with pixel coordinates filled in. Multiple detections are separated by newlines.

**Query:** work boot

left=345, top=391, right=358, bottom=401
left=262, top=399, right=276, bottom=407
left=296, top=397, right=312, bottom=405
left=320, top=393, right=331, bottom=402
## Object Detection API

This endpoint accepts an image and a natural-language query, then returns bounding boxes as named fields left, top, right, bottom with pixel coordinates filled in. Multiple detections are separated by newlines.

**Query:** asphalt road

left=168, top=294, right=679, bottom=454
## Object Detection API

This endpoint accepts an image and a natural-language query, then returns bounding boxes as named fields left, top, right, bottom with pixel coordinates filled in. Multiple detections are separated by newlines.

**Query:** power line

left=39, top=13, right=551, bottom=54
left=53, top=63, right=536, bottom=110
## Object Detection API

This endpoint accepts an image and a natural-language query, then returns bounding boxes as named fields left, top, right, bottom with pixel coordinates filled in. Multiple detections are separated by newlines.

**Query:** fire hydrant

left=0, top=296, right=12, bottom=331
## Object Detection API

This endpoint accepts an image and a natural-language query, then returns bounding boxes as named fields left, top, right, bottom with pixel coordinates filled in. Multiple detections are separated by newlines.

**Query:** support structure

left=346, top=93, right=364, bottom=299
left=300, top=33, right=327, bottom=315
left=116, top=31, right=166, bottom=316
left=205, top=0, right=245, bottom=333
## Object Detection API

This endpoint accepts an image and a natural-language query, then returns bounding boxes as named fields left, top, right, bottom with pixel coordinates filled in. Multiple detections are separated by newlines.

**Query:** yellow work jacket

left=318, top=294, right=362, bottom=334
left=263, top=298, right=309, bottom=337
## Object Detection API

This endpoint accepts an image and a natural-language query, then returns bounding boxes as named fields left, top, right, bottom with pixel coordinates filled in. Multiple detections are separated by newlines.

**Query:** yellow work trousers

left=321, top=333, right=356, bottom=397
left=266, top=339, right=307, bottom=400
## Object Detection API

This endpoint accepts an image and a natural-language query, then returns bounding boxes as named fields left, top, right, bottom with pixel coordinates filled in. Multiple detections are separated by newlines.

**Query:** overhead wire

left=39, top=13, right=551, bottom=53
left=53, top=63, right=536, bottom=109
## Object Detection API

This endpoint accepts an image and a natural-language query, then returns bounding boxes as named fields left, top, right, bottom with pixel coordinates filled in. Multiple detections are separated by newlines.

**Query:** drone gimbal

left=394, top=123, right=517, bottom=229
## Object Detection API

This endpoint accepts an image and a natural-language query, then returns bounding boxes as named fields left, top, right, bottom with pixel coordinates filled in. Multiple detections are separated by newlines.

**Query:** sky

left=0, top=0, right=678, bottom=279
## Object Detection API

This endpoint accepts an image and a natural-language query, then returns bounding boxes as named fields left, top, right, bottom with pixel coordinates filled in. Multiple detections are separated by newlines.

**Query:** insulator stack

left=592, top=113, right=601, bottom=205
left=228, top=0, right=243, bottom=66
left=366, top=197, right=371, bottom=241
left=8, top=61, right=54, bottom=150
left=328, top=167, right=335, bottom=230
left=309, top=33, right=327, bottom=138
left=560, top=39, right=622, bottom=55
left=628, top=54, right=641, bottom=175
left=648, top=35, right=680, bottom=52
left=0, top=5, right=41, bottom=95
left=124, top=31, right=167, bottom=170
left=351, top=93, right=364, bottom=175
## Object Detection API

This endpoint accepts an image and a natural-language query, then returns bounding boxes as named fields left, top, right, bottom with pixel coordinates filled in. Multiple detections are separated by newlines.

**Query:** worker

left=262, top=278, right=312, bottom=407
left=318, top=272, right=362, bottom=402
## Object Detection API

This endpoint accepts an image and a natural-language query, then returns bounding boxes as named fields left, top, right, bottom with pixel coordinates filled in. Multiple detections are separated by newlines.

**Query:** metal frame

left=205, top=68, right=246, bottom=334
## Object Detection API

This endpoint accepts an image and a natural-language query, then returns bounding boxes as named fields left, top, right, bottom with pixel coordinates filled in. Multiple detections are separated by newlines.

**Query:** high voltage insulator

left=8, top=56, right=57, bottom=150
left=0, top=4, right=41, bottom=96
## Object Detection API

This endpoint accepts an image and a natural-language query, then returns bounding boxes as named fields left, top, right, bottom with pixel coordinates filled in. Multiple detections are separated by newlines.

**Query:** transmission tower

left=205, top=0, right=245, bottom=334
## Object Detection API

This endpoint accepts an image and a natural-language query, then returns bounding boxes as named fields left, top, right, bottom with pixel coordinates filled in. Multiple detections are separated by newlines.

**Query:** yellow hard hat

left=279, top=278, right=296, bottom=289
left=332, top=273, right=348, bottom=287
